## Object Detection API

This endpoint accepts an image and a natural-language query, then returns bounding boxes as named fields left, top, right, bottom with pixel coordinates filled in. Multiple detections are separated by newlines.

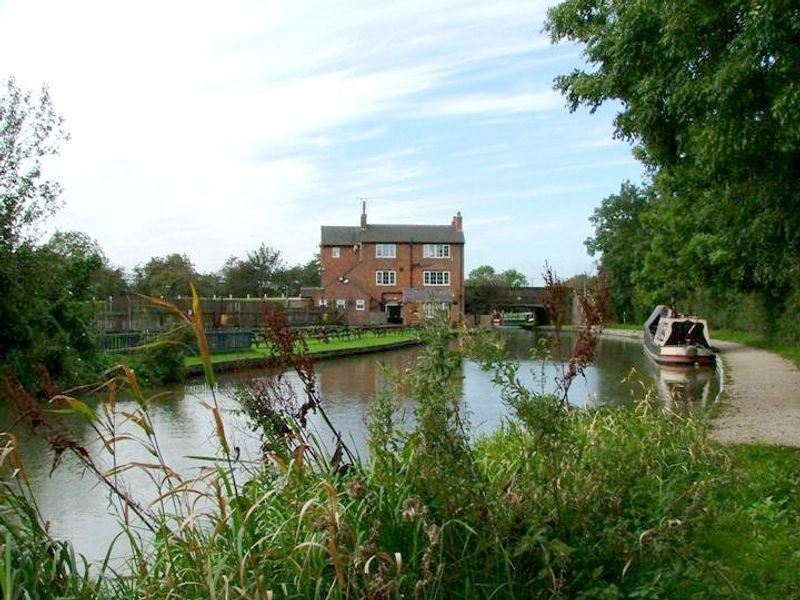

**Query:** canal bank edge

left=185, top=338, right=423, bottom=377
left=601, top=327, right=727, bottom=410
left=604, top=327, right=800, bottom=448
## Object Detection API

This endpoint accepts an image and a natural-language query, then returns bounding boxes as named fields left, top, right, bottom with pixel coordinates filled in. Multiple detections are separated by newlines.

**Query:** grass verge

left=713, top=329, right=800, bottom=368
left=184, top=330, right=421, bottom=366
left=604, top=321, right=642, bottom=331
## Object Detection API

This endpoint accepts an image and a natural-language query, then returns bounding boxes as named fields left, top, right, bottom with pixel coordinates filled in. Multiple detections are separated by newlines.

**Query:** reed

left=1, top=282, right=798, bottom=598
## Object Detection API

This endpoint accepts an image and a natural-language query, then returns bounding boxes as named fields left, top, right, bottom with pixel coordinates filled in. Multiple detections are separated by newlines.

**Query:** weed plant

left=1, top=280, right=798, bottom=598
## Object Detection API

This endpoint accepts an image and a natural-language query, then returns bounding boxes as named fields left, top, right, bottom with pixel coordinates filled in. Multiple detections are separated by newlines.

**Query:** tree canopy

left=133, top=253, right=198, bottom=298
left=0, top=77, right=69, bottom=250
left=467, top=265, right=529, bottom=288
left=548, top=0, right=800, bottom=326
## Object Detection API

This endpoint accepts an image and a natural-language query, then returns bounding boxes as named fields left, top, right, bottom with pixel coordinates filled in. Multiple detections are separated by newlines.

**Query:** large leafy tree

left=585, top=182, right=652, bottom=321
left=548, top=0, right=800, bottom=309
left=221, top=244, right=286, bottom=297
left=133, top=253, right=198, bottom=298
left=500, top=268, right=529, bottom=288
left=1, top=77, right=69, bottom=250
left=276, top=254, right=320, bottom=295
left=0, top=79, right=107, bottom=390
left=467, top=265, right=529, bottom=288
left=45, top=230, right=129, bottom=299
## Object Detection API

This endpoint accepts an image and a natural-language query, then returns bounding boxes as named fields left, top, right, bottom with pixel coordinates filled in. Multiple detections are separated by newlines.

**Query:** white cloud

left=1, top=0, right=644, bottom=276
left=421, top=90, right=562, bottom=117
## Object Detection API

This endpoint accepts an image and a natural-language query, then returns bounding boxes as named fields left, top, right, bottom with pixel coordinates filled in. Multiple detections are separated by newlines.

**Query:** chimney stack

left=452, top=211, right=463, bottom=231
left=360, top=200, right=367, bottom=229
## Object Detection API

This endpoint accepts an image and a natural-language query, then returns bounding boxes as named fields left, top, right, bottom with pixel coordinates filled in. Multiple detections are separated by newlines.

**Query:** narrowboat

left=643, top=305, right=716, bottom=366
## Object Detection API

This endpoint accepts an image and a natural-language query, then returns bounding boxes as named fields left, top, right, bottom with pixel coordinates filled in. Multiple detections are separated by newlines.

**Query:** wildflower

left=401, top=497, right=427, bottom=523
left=345, top=476, right=366, bottom=499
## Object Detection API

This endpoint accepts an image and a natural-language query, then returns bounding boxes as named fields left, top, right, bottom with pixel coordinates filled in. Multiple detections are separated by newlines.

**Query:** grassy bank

left=3, top=321, right=800, bottom=598
left=713, top=329, right=800, bottom=369
left=605, top=321, right=642, bottom=332
left=183, top=329, right=421, bottom=367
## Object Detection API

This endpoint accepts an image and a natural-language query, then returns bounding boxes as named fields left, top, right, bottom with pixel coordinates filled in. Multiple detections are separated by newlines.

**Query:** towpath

left=710, top=340, right=800, bottom=448
left=603, top=329, right=800, bottom=447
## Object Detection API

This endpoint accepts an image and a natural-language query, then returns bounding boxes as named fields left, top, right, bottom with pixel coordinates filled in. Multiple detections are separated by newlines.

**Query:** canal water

left=2, top=329, right=718, bottom=565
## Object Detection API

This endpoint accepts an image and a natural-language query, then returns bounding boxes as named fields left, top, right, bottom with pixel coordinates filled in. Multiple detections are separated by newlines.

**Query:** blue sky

left=0, top=0, right=645, bottom=283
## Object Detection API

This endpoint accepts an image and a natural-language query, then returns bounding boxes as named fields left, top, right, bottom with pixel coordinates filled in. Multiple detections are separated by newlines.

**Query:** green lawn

left=185, top=330, right=421, bottom=366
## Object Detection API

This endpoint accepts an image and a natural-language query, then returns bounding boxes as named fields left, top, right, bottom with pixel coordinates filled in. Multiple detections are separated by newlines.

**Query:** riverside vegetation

left=2, top=285, right=799, bottom=599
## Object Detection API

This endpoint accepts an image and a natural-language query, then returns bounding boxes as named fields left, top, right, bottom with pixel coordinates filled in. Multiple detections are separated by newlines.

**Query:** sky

left=0, top=0, right=646, bottom=284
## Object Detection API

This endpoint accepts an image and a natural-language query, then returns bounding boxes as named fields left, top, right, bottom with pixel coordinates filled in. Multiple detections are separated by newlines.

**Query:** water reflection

left=1, top=330, right=718, bottom=565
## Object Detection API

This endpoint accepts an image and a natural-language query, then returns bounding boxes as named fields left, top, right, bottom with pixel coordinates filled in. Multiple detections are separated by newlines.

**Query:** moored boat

left=643, top=305, right=716, bottom=366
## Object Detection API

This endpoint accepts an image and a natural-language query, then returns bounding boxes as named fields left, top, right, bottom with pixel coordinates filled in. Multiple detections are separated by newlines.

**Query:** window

left=423, top=244, right=450, bottom=258
left=423, top=302, right=450, bottom=319
left=376, top=270, right=396, bottom=286
left=336, top=299, right=346, bottom=309
left=318, top=299, right=328, bottom=308
left=423, top=271, right=450, bottom=286
left=355, top=299, right=366, bottom=311
left=375, top=243, right=396, bottom=258
left=331, top=246, right=340, bottom=258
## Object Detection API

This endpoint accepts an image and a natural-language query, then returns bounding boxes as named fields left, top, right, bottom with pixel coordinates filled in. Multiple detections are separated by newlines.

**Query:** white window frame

left=376, top=270, right=397, bottom=286
left=335, top=298, right=347, bottom=309
left=423, top=244, right=450, bottom=258
left=423, top=302, right=450, bottom=319
left=423, top=271, right=450, bottom=286
left=375, top=243, right=396, bottom=258
left=318, top=299, right=328, bottom=308
left=355, top=299, right=366, bottom=311
left=331, top=246, right=340, bottom=258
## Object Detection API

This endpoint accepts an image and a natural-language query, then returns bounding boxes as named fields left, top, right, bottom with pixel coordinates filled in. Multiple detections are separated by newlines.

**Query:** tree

left=133, top=254, right=197, bottom=297
left=221, top=244, right=286, bottom=297
left=467, top=265, right=528, bottom=288
left=466, top=265, right=498, bottom=285
left=548, top=0, right=800, bottom=325
left=246, top=244, right=286, bottom=294
left=0, top=80, right=105, bottom=392
left=1, top=77, right=69, bottom=250
left=584, top=182, right=651, bottom=321
left=275, top=254, right=320, bottom=296
left=45, top=230, right=129, bottom=299
left=465, top=265, right=528, bottom=314
left=500, top=269, right=528, bottom=288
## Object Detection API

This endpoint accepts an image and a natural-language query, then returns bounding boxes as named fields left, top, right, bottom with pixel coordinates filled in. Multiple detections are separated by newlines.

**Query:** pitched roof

left=321, top=224, right=464, bottom=246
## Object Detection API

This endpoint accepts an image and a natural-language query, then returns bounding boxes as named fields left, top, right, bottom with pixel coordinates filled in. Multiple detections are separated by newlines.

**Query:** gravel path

left=603, top=330, right=800, bottom=447
left=710, top=340, right=800, bottom=447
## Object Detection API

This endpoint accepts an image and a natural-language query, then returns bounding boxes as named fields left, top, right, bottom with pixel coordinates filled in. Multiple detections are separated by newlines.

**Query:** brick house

left=318, top=203, right=465, bottom=325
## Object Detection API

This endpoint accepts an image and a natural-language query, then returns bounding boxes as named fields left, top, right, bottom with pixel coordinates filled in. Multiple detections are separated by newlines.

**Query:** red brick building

left=318, top=203, right=465, bottom=325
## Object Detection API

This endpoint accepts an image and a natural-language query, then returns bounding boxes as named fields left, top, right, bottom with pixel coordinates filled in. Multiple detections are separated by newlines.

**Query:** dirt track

left=710, top=340, right=800, bottom=448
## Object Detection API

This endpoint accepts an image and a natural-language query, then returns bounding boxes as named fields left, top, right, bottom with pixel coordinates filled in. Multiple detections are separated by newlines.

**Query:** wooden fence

left=93, top=296, right=338, bottom=333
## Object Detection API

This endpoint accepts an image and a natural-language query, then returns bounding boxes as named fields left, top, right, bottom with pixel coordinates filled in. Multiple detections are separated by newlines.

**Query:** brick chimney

left=360, top=200, right=367, bottom=229
left=451, top=211, right=463, bottom=231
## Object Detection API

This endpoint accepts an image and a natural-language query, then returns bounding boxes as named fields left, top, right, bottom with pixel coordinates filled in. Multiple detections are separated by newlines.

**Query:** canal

left=2, top=329, right=718, bottom=565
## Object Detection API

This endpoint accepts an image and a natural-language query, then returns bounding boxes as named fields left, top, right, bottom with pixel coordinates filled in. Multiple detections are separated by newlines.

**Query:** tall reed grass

left=1, top=281, right=781, bottom=598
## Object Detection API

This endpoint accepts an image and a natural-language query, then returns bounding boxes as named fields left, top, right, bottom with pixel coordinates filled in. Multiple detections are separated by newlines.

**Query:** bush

left=125, top=326, right=191, bottom=385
